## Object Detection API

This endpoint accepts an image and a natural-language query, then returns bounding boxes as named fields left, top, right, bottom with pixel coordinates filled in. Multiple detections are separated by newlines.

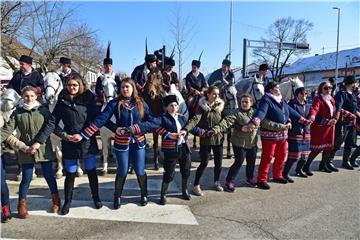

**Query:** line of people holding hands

left=1, top=72, right=359, bottom=224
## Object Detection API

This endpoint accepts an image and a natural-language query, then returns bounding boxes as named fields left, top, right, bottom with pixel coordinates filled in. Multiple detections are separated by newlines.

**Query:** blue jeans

left=19, top=162, right=58, bottom=199
left=115, top=143, right=146, bottom=177
left=1, top=155, right=10, bottom=206
left=63, top=155, right=97, bottom=173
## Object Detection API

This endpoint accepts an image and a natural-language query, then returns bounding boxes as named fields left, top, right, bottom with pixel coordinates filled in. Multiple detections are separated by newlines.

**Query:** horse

left=43, top=71, right=84, bottom=178
left=211, top=78, right=239, bottom=158
left=0, top=88, right=37, bottom=181
left=97, top=73, right=119, bottom=175
left=235, top=76, right=265, bottom=108
left=142, top=69, right=167, bottom=170
left=279, top=76, right=304, bottom=102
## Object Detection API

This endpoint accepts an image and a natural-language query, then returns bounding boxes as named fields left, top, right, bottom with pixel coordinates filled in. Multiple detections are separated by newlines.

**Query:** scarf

left=21, top=100, right=41, bottom=111
left=266, top=93, right=283, bottom=104
left=321, top=94, right=334, bottom=116
left=122, top=98, right=136, bottom=111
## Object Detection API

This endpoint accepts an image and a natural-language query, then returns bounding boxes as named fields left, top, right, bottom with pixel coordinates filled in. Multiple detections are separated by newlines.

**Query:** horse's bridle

left=44, top=74, right=62, bottom=102
left=249, top=81, right=263, bottom=105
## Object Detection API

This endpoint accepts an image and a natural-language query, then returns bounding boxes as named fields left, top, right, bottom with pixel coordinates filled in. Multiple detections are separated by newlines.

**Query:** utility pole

left=333, top=7, right=340, bottom=82
left=229, top=0, right=233, bottom=61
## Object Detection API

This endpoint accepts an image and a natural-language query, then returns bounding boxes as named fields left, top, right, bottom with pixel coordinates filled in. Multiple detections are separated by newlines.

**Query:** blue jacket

left=334, top=89, right=358, bottom=115
left=81, top=98, right=157, bottom=151
left=8, top=69, right=44, bottom=95
left=207, top=69, right=235, bottom=86
left=131, top=64, right=147, bottom=87
left=155, top=113, right=190, bottom=153
left=288, top=99, right=310, bottom=138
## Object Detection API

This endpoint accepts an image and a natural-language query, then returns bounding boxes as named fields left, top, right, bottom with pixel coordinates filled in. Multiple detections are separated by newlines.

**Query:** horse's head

left=102, top=74, right=118, bottom=103
left=235, top=77, right=264, bottom=107
left=0, top=88, right=21, bottom=121
left=44, top=71, right=63, bottom=105
left=280, top=76, right=304, bottom=101
left=146, top=70, right=165, bottom=100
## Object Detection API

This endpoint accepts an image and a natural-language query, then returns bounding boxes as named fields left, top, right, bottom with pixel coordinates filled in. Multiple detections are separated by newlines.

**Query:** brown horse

left=142, top=69, right=167, bottom=170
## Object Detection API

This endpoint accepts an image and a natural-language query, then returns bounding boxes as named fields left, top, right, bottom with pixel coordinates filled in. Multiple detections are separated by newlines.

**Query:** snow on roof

left=283, top=47, right=360, bottom=75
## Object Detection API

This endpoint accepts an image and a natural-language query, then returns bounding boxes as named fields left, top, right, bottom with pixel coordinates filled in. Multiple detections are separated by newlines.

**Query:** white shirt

left=171, top=114, right=185, bottom=145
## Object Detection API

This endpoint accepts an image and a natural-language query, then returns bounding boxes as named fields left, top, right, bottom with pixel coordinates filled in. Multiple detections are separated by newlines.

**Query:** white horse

left=279, top=76, right=304, bottom=102
left=0, top=88, right=37, bottom=181
left=43, top=71, right=84, bottom=178
left=235, top=76, right=265, bottom=108
left=97, top=73, right=119, bottom=175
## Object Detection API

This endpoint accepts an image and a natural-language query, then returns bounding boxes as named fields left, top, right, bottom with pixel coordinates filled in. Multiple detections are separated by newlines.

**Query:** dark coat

left=334, top=89, right=358, bottom=115
left=162, top=71, right=179, bottom=92
left=288, top=99, right=310, bottom=136
left=207, top=69, right=235, bottom=86
left=155, top=113, right=190, bottom=153
left=52, top=89, right=99, bottom=159
left=8, top=69, right=44, bottom=95
left=131, top=63, right=148, bottom=88
left=59, top=69, right=80, bottom=85
left=185, top=71, right=208, bottom=94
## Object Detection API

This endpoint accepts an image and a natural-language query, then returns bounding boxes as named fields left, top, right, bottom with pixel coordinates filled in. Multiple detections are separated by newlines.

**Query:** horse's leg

left=153, top=132, right=159, bottom=170
left=226, top=129, right=232, bottom=159
left=55, top=146, right=63, bottom=179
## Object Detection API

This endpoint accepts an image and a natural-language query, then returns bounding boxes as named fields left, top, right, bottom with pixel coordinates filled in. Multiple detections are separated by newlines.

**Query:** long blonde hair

left=117, top=77, right=145, bottom=119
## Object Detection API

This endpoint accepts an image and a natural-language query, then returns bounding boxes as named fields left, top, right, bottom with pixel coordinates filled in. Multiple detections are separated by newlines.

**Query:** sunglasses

left=67, top=84, right=79, bottom=87
left=300, top=92, right=308, bottom=95
left=323, top=86, right=333, bottom=90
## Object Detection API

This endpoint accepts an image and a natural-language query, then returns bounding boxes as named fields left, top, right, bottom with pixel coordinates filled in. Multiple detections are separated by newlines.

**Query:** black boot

left=295, top=160, right=308, bottom=178
left=153, top=151, right=159, bottom=170
left=319, top=152, right=332, bottom=173
left=282, top=159, right=295, bottom=183
left=137, top=174, right=148, bottom=206
left=303, top=157, right=315, bottom=176
left=349, top=147, right=360, bottom=168
left=113, top=175, right=126, bottom=209
left=61, top=172, right=76, bottom=215
left=326, top=151, right=339, bottom=172
left=87, top=168, right=103, bottom=209
left=159, top=181, right=169, bottom=205
left=182, top=178, right=191, bottom=200
left=342, top=148, right=354, bottom=170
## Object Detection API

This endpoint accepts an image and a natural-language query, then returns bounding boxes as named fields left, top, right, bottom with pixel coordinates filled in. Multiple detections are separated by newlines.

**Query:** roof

left=283, top=47, right=360, bottom=75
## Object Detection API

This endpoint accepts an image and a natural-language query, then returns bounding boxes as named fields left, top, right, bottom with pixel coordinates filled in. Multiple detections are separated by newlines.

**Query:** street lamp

left=333, top=7, right=340, bottom=82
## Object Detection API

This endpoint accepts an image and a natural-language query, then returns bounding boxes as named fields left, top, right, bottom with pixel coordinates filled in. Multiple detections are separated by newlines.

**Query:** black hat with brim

left=165, top=57, right=175, bottom=67
left=163, top=94, right=178, bottom=107
left=19, top=55, right=32, bottom=65
left=60, top=57, right=71, bottom=65
left=192, top=60, right=201, bottom=68
left=259, top=63, right=269, bottom=71
left=145, top=54, right=157, bottom=63
left=222, top=59, right=231, bottom=67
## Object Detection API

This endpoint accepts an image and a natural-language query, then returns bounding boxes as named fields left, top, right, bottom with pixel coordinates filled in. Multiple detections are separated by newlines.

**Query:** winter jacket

left=185, top=71, right=208, bottom=94
left=0, top=112, right=28, bottom=152
left=1, top=103, right=55, bottom=164
left=183, top=97, right=224, bottom=145
left=81, top=98, right=157, bottom=151
left=288, top=99, right=310, bottom=139
left=52, top=89, right=100, bottom=159
left=7, top=69, right=44, bottom=95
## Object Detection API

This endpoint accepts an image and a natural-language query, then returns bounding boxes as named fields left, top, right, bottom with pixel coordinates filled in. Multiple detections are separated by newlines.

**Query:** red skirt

left=310, top=123, right=335, bottom=152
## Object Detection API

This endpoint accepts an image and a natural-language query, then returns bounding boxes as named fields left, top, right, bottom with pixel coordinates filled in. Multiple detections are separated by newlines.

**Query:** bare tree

left=168, top=2, right=197, bottom=84
left=252, top=17, right=313, bottom=81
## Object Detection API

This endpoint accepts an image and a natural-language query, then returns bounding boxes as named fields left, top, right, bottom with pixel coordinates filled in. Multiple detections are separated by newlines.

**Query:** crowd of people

left=0, top=51, right=359, bottom=224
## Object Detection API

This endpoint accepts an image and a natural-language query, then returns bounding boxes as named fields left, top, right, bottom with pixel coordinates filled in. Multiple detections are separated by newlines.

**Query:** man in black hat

left=154, top=49, right=163, bottom=70
left=95, top=43, right=121, bottom=108
left=255, top=63, right=270, bottom=86
left=7, top=55, right=44, bottom=96
left=59, top=57, right=80, bottom=85
left=131, top=54, right=157, bottom=93
left=162, top=56, right=179, bottom=92
left=185, top=58, right=208, bottom=117
left=207, top=55, right=235, bottom=87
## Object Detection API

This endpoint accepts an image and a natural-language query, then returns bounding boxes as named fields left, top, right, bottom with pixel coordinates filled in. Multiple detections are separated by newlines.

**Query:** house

left=283, top=47, right=360, bottom=88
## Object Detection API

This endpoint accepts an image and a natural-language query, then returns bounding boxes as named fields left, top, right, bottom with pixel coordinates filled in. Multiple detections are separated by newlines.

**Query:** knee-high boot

left=282, top=159, right=295, bottom=183
left=113, top=175, right=126, bottom=209
left=61, top=172, right=76, bottom=215
left=303, top=152, right=318, bottom=176
left=326, top=150, right=339, bottom=172
left=159, top=181, right=169, bottom=205
left=182, top=178, right=191, bottom=200
left=319, top=152, right=332, bottom=173
left=295, top=160, right=307, bottom=177
left=342, top=148, right=354, bottom=170
left=349, top=147, right=360, bottom=167
left=137, top=174, right=148, bottom=206
left=87, top=168, right=103, bottom=209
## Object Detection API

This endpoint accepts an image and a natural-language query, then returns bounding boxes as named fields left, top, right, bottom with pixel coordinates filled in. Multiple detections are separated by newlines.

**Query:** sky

left=66, top=0, right=359, bottom=76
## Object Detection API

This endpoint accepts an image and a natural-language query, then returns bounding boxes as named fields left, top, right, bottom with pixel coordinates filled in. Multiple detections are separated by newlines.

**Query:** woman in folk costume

left=247, top=82, right=311, bottom=190
left=77, top=78, right=157, bottom=209
left=1, top=86, right=59, bottom=218
left=156, top=95, right=191, bottom=205
left=281, top=87, right=311, bottom=182
left=52, top=75, right=103, bottom=215
left=183, top=86, right=225, bottom=196
left=328, top=75, right=358, bottom=170
left=211, top=94, right=286, bottom=192
left=302, top=81, right=341, bottom=175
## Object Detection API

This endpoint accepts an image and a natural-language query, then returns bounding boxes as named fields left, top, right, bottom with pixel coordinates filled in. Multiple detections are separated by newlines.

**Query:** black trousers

left=194, top=144, right=223, bottom=185
left=226, top=146, right=257, bottom=182
left=163, top=144, right=191, bottom=183
left=334, top=124, right=356, bottom=151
